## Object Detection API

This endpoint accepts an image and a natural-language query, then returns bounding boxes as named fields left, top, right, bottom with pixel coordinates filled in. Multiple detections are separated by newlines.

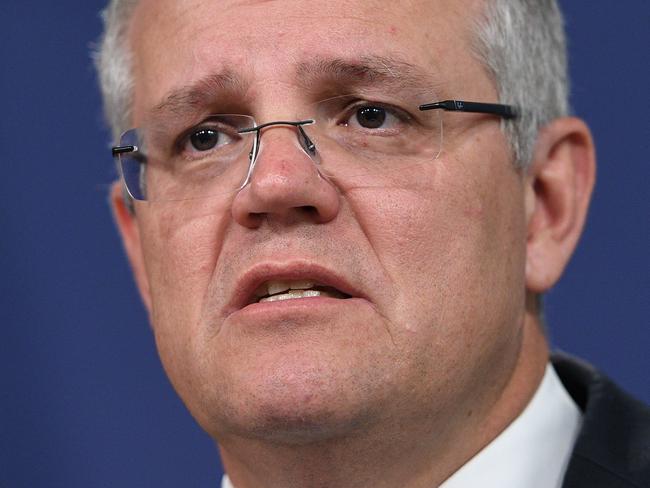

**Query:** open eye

left=342, top=102, right=409, bottom=131
left=181, top=122, right=240, bottom=154
left=354, top=106, right=388, bottom=129
left=190, top=128, right=223, bottom=151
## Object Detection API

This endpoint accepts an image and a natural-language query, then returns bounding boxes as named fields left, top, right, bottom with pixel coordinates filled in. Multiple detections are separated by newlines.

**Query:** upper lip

left=225, top=261, right=364, bottom=315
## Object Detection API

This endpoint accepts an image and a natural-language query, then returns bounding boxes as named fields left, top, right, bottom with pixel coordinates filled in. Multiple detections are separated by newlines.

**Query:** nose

left=231, top=125, right=340, bottom=228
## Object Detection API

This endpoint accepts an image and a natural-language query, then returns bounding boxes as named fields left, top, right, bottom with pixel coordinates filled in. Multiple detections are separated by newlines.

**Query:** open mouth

left=253, top=280, right=351, bottom=303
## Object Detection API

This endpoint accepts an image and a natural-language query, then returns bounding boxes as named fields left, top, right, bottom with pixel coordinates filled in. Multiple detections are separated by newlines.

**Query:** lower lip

left=228, top=295, right=365, bottom=320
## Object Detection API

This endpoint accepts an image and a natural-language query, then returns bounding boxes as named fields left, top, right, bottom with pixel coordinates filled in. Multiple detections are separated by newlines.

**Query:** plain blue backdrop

left=1, top=1, right=648, bottom=487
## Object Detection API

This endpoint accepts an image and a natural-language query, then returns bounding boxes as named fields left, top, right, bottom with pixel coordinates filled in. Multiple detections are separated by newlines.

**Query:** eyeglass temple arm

left=112, top=145, right=137, bottom=157
left=419, top=100, right=518, bottom=120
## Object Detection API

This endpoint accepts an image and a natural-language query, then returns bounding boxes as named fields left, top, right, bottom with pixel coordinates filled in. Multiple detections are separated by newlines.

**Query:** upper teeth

left=259, top=289, right=323, bottom=303
left=256, top=280, right=316, bottom=299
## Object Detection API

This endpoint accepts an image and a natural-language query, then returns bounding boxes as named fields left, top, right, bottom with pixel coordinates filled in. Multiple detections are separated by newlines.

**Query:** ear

left=524, top=117, right=596, bottom=293
left=110, top=182, right=153, bottom=313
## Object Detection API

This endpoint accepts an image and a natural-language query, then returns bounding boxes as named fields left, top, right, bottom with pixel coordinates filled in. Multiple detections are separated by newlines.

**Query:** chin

left=237, top=405, right=372, bottom=446
left=195, top=369, right=379, bottom=445
left=175, top=319, right=397, bottom=444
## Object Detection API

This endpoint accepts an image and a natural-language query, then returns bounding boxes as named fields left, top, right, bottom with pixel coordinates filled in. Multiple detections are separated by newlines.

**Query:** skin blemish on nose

left=388, top=25, right=398, bottom=35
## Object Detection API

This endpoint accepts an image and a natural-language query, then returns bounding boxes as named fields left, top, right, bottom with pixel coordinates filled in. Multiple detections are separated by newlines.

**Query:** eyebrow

left=146, top=55, right=440, bottom=122
left=148, top=70, right=248, bottom=121
left=295, top=55, right=440, bottom=96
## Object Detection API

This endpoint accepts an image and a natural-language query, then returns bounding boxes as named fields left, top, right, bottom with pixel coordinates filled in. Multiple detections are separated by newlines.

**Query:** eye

left=190, top=128, right=222, bottom=151
left=342, top=102, right=408, bottom=131
left=355, top=106, right=387, bottom=129
left=187, top=126, right=237, bottom=153
left=179, top=120, right=241, bottom=155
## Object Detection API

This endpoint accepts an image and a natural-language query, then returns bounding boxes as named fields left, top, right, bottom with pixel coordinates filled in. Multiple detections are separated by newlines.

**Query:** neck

left=218, top=311, right=549, bottom=488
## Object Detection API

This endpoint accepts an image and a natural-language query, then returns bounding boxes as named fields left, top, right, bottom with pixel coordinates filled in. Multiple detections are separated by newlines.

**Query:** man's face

left=125, top=0, right=528, bottom=443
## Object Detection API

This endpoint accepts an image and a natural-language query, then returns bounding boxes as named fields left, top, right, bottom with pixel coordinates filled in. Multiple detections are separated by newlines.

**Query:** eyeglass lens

left=116, top=94, right=443, bottom=202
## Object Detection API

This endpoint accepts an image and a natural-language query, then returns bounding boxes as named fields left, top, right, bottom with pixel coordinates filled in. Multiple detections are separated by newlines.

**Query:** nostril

left=301, top=205, right=317, bottom=214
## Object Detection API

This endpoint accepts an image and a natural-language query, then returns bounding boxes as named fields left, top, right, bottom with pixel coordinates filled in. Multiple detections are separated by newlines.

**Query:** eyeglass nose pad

left=298, top=125, right=317, bottom=156
left=248, top=121, right=319, bottom=164
left=237, top=120, right=324, bottom=193
left=250, top=130, right=261, bottom=162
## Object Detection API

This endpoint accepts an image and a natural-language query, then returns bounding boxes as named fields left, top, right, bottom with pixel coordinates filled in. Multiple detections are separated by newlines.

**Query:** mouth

left=227, top=263, right=360, bottom=315
left=252, top=280, right=351, bottom=303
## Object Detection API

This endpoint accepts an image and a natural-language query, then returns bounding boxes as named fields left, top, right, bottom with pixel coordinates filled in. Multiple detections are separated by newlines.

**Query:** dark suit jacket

left=552, top=353, right=650, bottom=488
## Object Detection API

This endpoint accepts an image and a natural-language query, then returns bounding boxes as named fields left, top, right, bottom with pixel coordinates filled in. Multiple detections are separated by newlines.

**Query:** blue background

left=1, top=1, right=648, bottom=486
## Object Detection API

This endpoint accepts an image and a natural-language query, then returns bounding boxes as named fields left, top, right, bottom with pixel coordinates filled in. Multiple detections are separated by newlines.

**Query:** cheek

left=138, top=200, right=231, bottom=334
left=136, top=201, right=236, bottom=409
left=349, top=148, right=526, bottom=333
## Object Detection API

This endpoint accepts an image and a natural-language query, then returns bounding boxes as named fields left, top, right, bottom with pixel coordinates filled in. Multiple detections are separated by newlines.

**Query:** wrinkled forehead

left=128, top=0, right=490, bottom=122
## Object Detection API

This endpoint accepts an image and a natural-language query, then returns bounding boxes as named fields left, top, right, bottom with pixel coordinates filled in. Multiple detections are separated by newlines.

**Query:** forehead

left=129, top=0, right=488, bottom=117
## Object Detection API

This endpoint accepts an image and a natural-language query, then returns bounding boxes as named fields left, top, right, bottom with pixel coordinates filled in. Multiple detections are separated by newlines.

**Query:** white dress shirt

left=439, top=364, right=583, bottom=487
left=221, top=363, right=582, bottom=488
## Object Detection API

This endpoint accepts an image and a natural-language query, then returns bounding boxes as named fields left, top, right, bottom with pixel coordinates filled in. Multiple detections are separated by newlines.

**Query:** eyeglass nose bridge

left=235, top=119, right=319, bottom=192
left=238, top=119, right=317, bottom=165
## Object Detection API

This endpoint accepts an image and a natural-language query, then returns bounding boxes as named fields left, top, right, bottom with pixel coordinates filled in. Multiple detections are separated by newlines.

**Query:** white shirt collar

left=221, top=473, right=234, bottom=488
left=440, top=363, right=583, bottom=488
left=221, top=364, right=582, bottom=488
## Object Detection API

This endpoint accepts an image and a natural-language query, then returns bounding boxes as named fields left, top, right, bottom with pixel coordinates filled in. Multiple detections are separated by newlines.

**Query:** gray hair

left=94, top=0, right=139, bottom=143
left=472, top=0, right=569, bottom=167
left=94, top=0, right=569, bottom=168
